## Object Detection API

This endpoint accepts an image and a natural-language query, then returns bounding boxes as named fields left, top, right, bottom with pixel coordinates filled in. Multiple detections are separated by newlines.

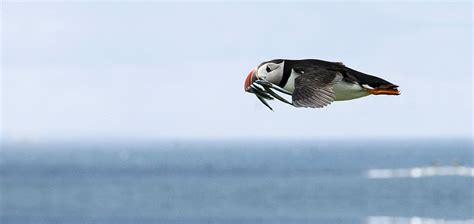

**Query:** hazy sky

left=1, top=2, right=472, bottom=141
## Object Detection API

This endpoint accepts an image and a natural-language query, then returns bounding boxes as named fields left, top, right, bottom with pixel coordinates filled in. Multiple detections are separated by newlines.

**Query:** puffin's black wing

left=292, top=66, right=343, bottom=108
left=287, top=59, right=397, bottom=89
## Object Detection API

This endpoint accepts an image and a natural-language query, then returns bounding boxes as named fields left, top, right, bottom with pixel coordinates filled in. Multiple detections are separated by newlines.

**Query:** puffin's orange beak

left=244, top=69, right=256, bottom=92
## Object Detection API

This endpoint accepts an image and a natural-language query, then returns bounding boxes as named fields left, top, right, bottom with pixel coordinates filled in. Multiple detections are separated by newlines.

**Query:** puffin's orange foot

left=367, top=88, right=400, bottom=95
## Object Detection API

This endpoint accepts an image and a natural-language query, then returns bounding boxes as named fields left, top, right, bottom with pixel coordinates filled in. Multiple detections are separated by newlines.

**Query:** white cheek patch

left=267, top=63, right=280, bottom=70
left=263, top=62, right=284, bottom=85
left=256, top=66, right=266, bottom=79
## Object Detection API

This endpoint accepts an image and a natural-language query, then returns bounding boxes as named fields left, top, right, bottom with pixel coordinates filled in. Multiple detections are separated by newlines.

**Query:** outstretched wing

left=292, top=66, right=343, bottom=108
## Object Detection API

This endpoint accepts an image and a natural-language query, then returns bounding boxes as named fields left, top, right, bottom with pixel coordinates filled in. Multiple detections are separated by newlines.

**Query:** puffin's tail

left=348, top=68, right=400, bottom=95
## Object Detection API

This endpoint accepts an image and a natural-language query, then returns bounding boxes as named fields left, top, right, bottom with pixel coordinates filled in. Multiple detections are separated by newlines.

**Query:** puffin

left=244, top=59, right=400, bottom=110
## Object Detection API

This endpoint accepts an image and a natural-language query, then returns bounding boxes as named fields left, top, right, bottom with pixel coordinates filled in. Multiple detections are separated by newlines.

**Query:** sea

left=0, top=139, right=472, bottom=224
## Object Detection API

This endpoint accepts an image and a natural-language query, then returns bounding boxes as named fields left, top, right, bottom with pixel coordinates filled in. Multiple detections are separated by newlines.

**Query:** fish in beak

left=244, top=68, right=293, bottom=111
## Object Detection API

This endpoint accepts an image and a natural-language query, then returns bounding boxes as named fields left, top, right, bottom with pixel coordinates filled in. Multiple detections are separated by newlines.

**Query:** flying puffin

left=244, top=59, right=400, bottom=110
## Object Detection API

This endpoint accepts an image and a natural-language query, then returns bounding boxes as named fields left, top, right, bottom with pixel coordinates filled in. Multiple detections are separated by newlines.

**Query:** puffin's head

left=244, top=60, right=285, bottom=92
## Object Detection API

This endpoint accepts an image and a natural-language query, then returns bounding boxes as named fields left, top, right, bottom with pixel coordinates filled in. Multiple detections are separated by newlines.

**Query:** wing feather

left=292, top=67, right=342, bottom=108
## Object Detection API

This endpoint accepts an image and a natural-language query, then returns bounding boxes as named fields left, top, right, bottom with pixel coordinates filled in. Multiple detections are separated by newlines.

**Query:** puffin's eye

left=266, top=66, right=272, bottom=73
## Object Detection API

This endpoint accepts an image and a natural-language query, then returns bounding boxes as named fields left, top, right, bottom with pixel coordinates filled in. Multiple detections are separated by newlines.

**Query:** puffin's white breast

left=282, top=70, right=300, bottom=93
left=333, top=81, right=370, bottom=101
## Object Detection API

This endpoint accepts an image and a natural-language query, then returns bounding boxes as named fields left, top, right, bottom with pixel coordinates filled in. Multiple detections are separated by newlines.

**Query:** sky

left=1, top=1, right=472, bottom=141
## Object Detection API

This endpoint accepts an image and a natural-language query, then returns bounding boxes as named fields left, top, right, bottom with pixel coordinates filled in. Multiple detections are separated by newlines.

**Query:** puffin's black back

left=344, top=67, right=398, bottom=88
left=282, top=59, right=398, bottom=88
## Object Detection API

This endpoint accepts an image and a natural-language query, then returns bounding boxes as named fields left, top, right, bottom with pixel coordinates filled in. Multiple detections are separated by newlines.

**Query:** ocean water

left=0, top=139, right=472, bottom=224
